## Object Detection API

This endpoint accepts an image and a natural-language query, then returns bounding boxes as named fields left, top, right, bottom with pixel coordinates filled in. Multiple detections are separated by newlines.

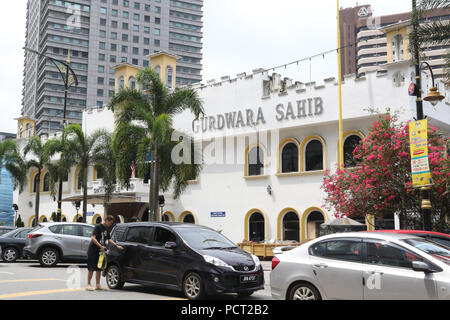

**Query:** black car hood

left=198, top=247, right=255, bottom=270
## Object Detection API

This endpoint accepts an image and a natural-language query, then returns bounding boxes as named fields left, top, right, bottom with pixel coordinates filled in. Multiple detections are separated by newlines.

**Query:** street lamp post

left=411, top=1, right=445, bottom=231
left=24, top=47, right=78, bottom=222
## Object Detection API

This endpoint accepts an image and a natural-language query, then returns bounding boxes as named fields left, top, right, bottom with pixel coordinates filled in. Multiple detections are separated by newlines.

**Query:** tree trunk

left=34, top=169, right=41, bottom=226
left=153, top=157, right=160, bottom=222
left=149, top=159, right=155, bottom=222
left=82, top=166, right=88, bottom=223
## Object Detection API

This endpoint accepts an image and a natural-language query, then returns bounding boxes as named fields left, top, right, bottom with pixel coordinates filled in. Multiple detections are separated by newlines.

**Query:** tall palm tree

left=108, top=67, right=204, bottom=221
left=23, top=136, right=59, bottom=225
left=0, top=139, right=26, bottom=193
left=62, top=124, right=116, bottom=223
left=412, top=0, right=450, bottom=83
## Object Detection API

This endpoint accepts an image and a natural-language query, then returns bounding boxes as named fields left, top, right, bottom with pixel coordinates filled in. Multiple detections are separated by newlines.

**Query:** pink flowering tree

left=322, top=114, right=449, bottom=232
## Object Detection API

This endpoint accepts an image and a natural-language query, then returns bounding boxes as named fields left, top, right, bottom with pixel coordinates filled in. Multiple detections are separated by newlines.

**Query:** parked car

left=106, top=222, right=264, bottom=300
left=23, top=222, right=95, bottom=267
left=271, top=232, right=450, bottom=300
left=0, top=228, right=33, bottom=262
left=369, top=230, right=450, bottom=248
left=0, top=226, right=15, bottom=237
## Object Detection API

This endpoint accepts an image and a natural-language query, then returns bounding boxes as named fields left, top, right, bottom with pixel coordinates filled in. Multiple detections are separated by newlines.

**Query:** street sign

left=409, top=119, right=433, bottom=188
left=211, top=212, right=226, bottom=218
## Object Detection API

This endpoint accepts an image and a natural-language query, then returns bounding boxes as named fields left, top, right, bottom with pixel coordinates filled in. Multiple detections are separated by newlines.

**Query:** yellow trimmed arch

left=40, top=170, right=50, bottom=193
left=61, top=215, right=68, bottom=222
left=179, top=211, right=198, bottom=224
left=244, top=143, right=267, bottom=177
left=300, top=135, right=327, bottom=172
left=163, top=211, right=176, bottom=222
left=73, top=214, right=82, bottom=222
left=301, top=207, right=328, bottom=241
left=340, top=130, right=365, bottom=168
left=92, top=214, right=103, bottom=225
left=278, top=138, right=301, bottom=173
left=74, top=166, right=83, bottom=191
left=30, top=170, right=39, bottom=193
left=244, top=208, right=270, bottom=242
left=28, top=216, right=36, bottom=227
left=38, top=215, right=48, bottom=223
left=277, top=208, right=301, bottom=241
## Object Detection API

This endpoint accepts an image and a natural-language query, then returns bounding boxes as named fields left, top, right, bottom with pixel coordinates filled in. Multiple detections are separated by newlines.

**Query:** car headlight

left=252, top=254, right=261, bottom=267
left=203, top=255, right=233, bottom=269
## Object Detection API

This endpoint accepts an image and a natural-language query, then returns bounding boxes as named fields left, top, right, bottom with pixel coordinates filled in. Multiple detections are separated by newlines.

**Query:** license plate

left=240, top=275, right=258, bottom=283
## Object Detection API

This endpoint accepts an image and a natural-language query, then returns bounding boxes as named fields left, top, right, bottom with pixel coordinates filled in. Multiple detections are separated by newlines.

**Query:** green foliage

left=109, top=67, right=204, bottom=221
left=15, top=215, right=24, bottom=228
left=0, top=139, right=26, bottom=193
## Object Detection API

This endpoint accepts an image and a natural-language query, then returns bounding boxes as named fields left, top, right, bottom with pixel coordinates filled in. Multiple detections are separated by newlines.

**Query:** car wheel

left=39, top=248, right=59, bottom=267
left=183, top=273, right=204, bottom=300
left=289, top=282, right=321, bottom=301
left=106, top=265, right=125, bottom=290
left=237, top=291, right=254, bottom=298
left=2, top=248, right=19, bottom=263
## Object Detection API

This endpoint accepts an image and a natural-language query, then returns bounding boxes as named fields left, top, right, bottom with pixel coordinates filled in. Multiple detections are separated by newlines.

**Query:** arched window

left=42, top=172, right=50, bottom=192
left=162, top=214, right=171, bottom=222
left=344, top=135, right=362, bottom=168
left=32, top=173, right=39, bottom=193
left=154, top=65, right=161, bottom=77
left=305, top=140, right=323, bottom=171
left=94, top=166, right=104, bottom=180
left=76, top=168, right=84, bottom=191
left=247, top=146, right=264, bottom=176
left=283, top=212, right=300, bottom=242
left=281, top=142, right=299, bottom=173
left=26, top=124, right=32, bottom=138
left=166, top=66, right=173, bottom=88
left=62, top=216, right=67, bottom=222
left=119, top=76, right=125, bottom=89
left=249, top=212, right=265, bottom=242
left=392, top=34, right=403, bottom=62
left=95, top=216, right=103, bottom=224
left=183, top=213, right=195, bottom=224
left=129, top=76, right=136, bottom=90
left=76, top=216, right=83, bottom=223
left=306, top=211, right=325, bottom=240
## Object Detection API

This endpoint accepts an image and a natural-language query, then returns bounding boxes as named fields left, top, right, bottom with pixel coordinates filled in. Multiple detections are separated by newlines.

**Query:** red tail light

left=272, top=257, right=280, bottom=270
left=27, top=233, right=43, bottom=239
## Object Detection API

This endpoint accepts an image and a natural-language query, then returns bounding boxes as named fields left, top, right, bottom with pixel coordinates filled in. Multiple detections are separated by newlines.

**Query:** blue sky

left=0, top=1, right=413, bottom=134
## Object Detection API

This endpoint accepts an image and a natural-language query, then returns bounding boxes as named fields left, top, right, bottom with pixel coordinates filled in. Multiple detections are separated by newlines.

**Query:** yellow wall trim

left=277, top=138, right=301, bottom=174
left=277, top=208, right=301, bottom=241
left=301, top=207, right=328, bottom=241
left=300, top=135, right=327, bottom=172
left=244, top=208, right=269, bottom=242
left=179, top=211, right=198, bottom=224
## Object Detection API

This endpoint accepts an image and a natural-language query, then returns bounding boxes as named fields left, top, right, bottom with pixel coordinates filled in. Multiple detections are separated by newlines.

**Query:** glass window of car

left=153, top=227, right=177, bottom=247
left=61, top=225, right=79, bottom=236
left=365, top=240, right=423, bottom=268
left=429, top=237, right=450, bottom=249
left=125, top=227, right=151, bottom=245
left=309, top=239, right=362, bottom=262
left=174, top=227, right=237, bottom=250
left=80, top=226, right=94, bottom=238
left=14, top=229, right=31, bottom=239
left=403, top=238, right=450, bottom=266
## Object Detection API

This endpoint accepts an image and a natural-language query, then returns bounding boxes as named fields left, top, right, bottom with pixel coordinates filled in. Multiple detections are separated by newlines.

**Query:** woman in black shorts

left=87, top=215, right=124, bottom=291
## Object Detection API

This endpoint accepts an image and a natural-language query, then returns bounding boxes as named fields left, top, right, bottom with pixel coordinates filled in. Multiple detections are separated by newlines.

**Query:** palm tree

left=411, top=0, right=450, bottom=83
left=108, top=67, right=204, bottom=221
left=23, top=136, right=59, bottom=225
left=0, top=139, right=26, bottom=193
left=62, top=124, right=116, bottom=223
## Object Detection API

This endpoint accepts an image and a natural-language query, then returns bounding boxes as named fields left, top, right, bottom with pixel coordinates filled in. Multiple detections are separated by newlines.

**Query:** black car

left=0, top=228, right=33, bottom=262
left=106, top=222, right=264, bottom=300
left=0, top=226, right=15, bottom=237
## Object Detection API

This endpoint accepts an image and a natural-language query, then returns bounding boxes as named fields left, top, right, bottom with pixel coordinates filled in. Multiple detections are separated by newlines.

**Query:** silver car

left=271, top=232, right=450, bottom=300
left=24, top=222, right=95, bottom=267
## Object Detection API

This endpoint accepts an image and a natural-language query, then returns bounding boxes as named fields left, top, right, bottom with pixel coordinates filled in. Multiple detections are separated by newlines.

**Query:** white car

left=270, top=232, right=450, bottom=300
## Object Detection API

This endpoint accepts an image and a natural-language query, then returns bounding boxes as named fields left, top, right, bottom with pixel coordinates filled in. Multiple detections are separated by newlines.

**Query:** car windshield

left=175, top=227, right=237, bottom=250
left=403, top=238, right=450, bottom=265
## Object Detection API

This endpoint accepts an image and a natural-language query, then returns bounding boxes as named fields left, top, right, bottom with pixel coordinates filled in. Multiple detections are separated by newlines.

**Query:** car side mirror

left=412, top=261, right=432, bottom=273
left=165, top=241, right=177, bottom=250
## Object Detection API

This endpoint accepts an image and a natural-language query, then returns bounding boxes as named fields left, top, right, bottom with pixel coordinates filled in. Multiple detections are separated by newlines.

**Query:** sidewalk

left=261, top=261, right=272, bottom=272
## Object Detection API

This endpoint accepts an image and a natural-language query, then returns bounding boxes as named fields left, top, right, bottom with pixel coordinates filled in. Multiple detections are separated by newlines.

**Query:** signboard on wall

left=211, top=212, right=226, bottom=218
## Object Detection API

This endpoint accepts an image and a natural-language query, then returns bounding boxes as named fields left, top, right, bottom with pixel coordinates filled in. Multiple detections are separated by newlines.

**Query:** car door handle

left=369, top=270, right=384, bottom=275
left=313, top=263, right=328, bottom=269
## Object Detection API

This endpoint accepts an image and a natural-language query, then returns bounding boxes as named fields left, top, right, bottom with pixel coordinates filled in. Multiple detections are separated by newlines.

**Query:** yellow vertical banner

left=409, top=119, right=433, bottom=187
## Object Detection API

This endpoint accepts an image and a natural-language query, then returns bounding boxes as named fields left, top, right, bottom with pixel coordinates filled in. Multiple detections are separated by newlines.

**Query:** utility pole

left=24, top=47, right=78, bottom=222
